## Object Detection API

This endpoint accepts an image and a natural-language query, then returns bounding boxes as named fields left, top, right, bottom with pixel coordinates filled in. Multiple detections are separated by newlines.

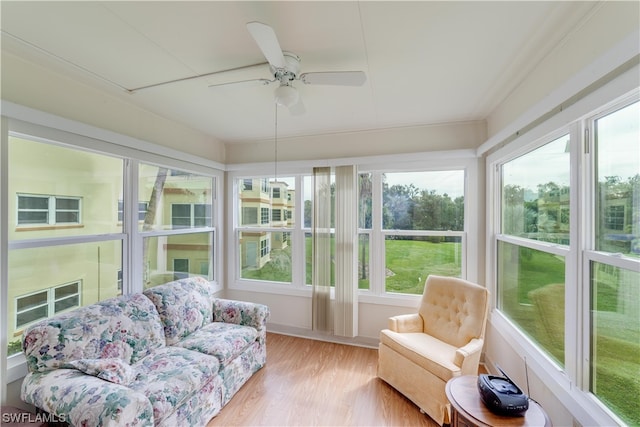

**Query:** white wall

left=486, top=1, right=640, bottom=141
left=226, top=120, right=486, bottom=164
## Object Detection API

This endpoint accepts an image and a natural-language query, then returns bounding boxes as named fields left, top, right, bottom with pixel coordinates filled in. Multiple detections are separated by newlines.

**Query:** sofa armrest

left=212, top=298, right=270, bottom=332
left=21, top=369, right=154, bottom=427
left=388, top=313, right=423, bottom=333
left=453, top=338, right=484, bottom=374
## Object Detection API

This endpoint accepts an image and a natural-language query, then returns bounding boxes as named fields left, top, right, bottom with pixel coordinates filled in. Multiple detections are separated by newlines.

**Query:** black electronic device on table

left=477, top=364, right=529, bottom=416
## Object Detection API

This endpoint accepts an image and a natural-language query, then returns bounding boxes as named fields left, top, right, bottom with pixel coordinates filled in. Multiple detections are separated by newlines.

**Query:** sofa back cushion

left=143, top=277, right=216, bottom=345
left=22, top=293, right=166, bottom=373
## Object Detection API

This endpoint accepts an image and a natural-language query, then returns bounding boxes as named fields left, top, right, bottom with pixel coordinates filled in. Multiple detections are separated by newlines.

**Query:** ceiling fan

left=209, top=21, right=367, bottom=115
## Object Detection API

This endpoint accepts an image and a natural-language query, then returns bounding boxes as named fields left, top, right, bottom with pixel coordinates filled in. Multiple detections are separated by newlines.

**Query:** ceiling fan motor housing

left=271, top=51, right=301, bottom=84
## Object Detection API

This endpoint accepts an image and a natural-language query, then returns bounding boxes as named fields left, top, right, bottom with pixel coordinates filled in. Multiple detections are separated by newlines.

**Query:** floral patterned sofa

left=20, top=277, right=270, bottom=427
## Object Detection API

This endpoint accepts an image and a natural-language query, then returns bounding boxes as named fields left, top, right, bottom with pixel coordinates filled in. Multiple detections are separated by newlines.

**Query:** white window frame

left=486, top=91, right=639, bottom=427
left=227, top=153, right=479, bottom=305
left=1, top=103, right=225, bottom=386
left=15, top=281, right=81, bottom=332
left=17, top=194, right=82, bottom=226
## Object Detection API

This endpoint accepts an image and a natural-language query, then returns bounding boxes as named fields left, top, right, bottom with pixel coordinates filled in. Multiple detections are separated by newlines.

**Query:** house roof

left=1, top=1, right=598, bottom=144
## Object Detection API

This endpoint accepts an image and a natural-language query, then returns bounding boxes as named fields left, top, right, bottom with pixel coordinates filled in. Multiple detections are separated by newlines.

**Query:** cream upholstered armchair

left=377, top=275, right=490, bottom=426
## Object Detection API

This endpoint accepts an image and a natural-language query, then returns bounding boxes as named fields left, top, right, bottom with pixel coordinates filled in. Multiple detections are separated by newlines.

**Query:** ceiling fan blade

left=246, top=21, right=286, bottom=69
left=299, top=71, right=366, bottom=86
left=208, top=78, right=272, bottom=89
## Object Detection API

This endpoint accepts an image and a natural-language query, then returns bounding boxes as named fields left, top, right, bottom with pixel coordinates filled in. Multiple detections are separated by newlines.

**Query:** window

left=171, top=203, right=211, bottom=229
left=236, top=176, right=295, bottom=283
left=359, top=170, right=466, bottom=295
left=17, top=194, right=81, bottom=226
left=490, top=98, right=639, bottom=426
left=118, top=201, right=149, bottom=222
left=16, top=282, right=81, bottom=329
left=139, top=164, right=215, bottom=288
left=498, top=134, right=571, bottom=366
left=7, top=135, right=124, bottom=356
left=5, top=126, right=220, bottom=359
left=243, top=179, right=253, bottom=191
left=588, top=100, right=639, bottom=425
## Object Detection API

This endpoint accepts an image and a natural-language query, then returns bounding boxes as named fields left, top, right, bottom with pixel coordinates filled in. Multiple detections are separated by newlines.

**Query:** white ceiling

left=1, top=1, right=598, bottom=144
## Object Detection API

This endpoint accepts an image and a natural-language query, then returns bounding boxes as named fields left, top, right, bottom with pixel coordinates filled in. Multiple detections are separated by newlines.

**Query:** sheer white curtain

left=311, top=165, right=358, bottom=337
left=312, top=166, right=332, bottom=332
left=334, top=165, right=358, bottom=337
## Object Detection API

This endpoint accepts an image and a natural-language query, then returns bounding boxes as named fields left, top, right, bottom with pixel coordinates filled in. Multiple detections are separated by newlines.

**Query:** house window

left=498, top=134, right=570, bottom=366
left=15, top=281, right=81, bottom=330
left=490, top=98, right=639, bottom=426
left=260, top=238, right=270, bottom=257
left=358, top=170, right=466, bottom=295
left=237, top=177, right=295, bottom=283
left=243, top=179, right=253, bottom=191
left=118, top=201, right=149, bottom=222
left=17, top=194, right=81, bottom=226
left=242, top=207, right=258, bottom=225
left=261, top=207, right=270, bottom=224
left=171, top=203, right=211, bottom=229
left=139, top=164, right=216, bottom=288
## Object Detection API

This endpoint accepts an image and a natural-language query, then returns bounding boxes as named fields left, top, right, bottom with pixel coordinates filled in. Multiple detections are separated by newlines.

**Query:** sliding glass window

left=587, top=100, right=639, bottom=425
left=492, top=97, right=639, bottom=425
left=139, top=164, right=215, bottom=288
left=7, top=135, right=124, bottom=356
left=236, top=176, right=295, bottom=284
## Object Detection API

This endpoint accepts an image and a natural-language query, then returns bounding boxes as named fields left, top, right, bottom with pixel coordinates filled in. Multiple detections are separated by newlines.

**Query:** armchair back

left=418, top=275, right=489, bottom=348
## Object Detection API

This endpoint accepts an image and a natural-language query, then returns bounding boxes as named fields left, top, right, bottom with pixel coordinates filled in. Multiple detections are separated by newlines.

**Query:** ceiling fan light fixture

left=274, top=84, right=299, bottom=107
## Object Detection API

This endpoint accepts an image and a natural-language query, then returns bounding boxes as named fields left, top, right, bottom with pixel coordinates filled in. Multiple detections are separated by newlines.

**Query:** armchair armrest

left=212, top=298, right=270, bottom=333
left=21, top=370, right=153, bottom=427
left=453, top=338, right=484, bottom=374
left=388, top=313, right=423, bottom=333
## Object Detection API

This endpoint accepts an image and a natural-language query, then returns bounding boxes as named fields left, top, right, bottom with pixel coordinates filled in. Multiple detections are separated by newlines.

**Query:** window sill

left=15, top=224, right=84, bottom=232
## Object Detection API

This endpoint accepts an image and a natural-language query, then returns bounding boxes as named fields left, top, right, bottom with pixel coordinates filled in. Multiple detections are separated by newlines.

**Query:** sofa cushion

left=380, top=329, right=460, bottom=382
left=22, top=293, right=166, bottom=373
left=143, top=277, right=216, bottom=345
left=68, top=358, right=136, bottom=385
left=129, top=346, right=220, bottom=425
left=174, top=322, right=259, bottom=366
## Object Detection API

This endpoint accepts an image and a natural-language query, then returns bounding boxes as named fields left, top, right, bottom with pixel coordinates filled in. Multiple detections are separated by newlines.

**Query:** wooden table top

left=445, top=375, right=552, bottom=427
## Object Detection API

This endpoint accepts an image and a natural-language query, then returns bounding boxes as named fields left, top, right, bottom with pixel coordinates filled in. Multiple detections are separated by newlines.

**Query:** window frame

left=486, top=92, right=640, bottom=427
left=15, top=281, right=81, bottom=331
left=2, top=111, right=224, bottom=385
left=17, top=194, right=82, bottom=227
left=228, top=154, right=479, bottom=304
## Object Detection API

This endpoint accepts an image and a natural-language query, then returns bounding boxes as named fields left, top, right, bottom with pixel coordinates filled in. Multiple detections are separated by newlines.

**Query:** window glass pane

left=359, top=173, right=373, bottom=229
left=9, top=136, right=123, bottom=237
left=16, top=291, right=47, bottom=312
left=143, top=232, right=213, bottom=288
left=239, top=177, right=295, bottom=228
left=595, top=101, right=640, bottom=257
left=497, top=241, right=565, bottom=365
left=239, top=231, right=292, bottom=283
left=590, top=262, right=639, bottom=426
left=8, top=241, right=121, bottom=355
left=502, top=135, right=570, bottom=244
left=171, top=204, right=191, bottom=229
left=304, top=231, right=335, bottom=286
left=139, top=164, right=213, bottom=231
left=383, top=171, right=464, bottom=231
left=358, top=233, right=370, bottom=290
left=385, top=235, right=462, bottom=294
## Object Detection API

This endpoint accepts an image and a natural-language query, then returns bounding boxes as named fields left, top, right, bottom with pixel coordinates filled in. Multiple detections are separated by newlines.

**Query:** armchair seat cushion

left=174, top=322, right=259, bottom=366
left=380, top=330, right=460, bottom=381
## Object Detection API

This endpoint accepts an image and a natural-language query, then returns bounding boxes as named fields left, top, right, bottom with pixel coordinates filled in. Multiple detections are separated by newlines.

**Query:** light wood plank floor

left=207, top=332, right=440, bottom=427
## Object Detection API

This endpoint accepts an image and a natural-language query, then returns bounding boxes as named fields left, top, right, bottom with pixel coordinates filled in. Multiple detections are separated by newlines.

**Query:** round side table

left=445, top=375, right=552, bottom=427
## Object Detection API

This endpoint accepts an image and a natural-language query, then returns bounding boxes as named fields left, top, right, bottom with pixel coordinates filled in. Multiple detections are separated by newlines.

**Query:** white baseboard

left=266, top=322, right=379, bottom=349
